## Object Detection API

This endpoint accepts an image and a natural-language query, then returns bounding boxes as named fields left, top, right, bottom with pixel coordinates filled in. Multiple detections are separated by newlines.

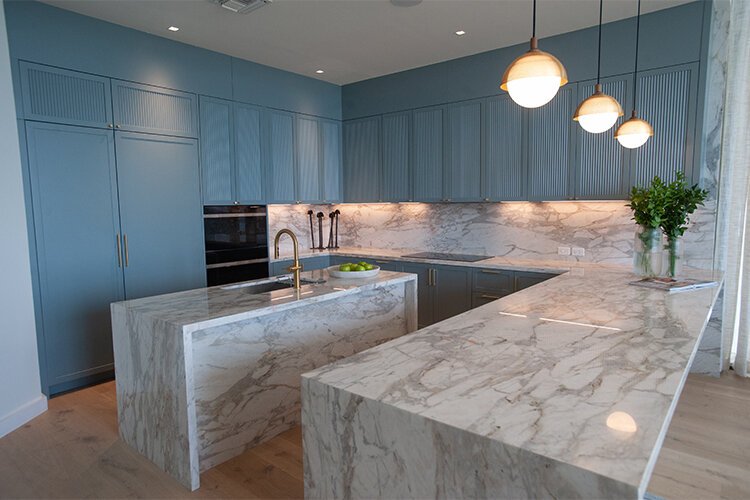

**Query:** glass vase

left=633, top=226, right=663, bottom=277
left=664, top=236, right=683, bottom=278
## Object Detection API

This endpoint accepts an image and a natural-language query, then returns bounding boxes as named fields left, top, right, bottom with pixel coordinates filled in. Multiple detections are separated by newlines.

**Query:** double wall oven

left=204, top=205, right=269, bottom=286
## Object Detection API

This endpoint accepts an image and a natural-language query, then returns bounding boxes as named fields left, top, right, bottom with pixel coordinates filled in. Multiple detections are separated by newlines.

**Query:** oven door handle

left=206, top=258, right=270, bottom=269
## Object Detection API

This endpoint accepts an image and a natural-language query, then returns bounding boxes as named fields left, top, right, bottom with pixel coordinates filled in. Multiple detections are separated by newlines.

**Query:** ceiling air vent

left=210, top=0, right=272, bottom=14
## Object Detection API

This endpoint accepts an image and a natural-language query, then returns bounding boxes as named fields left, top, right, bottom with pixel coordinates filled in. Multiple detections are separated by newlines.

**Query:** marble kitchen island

left=111, top=269, right=417, bottom=490
left=302, top=266, right=721, bottom=499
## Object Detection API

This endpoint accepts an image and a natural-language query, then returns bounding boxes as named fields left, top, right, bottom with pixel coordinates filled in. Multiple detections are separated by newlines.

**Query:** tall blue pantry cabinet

left=21, top=62, right=205, bottom=395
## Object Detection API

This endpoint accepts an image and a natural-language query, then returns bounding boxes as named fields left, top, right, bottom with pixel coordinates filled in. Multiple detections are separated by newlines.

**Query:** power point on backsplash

left=572, top=247, right=585, bottom=257
left=557, top=246, right=571, bottom=256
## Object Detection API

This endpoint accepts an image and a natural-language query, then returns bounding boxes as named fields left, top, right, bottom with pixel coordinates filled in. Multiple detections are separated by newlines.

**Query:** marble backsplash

left=268, top=201, right=717, bottom=270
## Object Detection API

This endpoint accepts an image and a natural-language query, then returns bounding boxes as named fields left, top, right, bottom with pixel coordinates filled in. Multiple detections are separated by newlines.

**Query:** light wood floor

left=0, top=374, right=748, bottom=499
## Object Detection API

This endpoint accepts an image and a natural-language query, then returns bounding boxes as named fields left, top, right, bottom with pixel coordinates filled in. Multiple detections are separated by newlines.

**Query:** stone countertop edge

left=111, top=271, right=417, bottom=334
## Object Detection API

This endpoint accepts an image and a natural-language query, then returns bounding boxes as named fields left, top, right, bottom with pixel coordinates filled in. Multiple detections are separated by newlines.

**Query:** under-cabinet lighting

left=168, top=26, right=180, bottom=32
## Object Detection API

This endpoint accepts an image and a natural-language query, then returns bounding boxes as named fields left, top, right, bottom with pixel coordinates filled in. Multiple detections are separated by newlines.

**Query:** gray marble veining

left=112, top=270, right=418, bottom=490
left=302, top=267, right=722, bottom=499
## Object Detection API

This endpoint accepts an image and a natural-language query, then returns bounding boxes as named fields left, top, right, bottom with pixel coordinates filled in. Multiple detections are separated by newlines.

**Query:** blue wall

left=342, top=1, right=705, bottom=120
left=3, top=0, right=342, bottom=120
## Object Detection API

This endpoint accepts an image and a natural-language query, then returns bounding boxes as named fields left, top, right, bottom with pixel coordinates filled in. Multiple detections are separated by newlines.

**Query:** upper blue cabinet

left=296, top=115, right=322, bottom=202
left=381, top=111, right=411, bottom=202
left=265, top=109, right=297, bottom=204
left=527, top=86, right=576, bottom=201
left=344, top=116, right=381, bottom=202
left=111, top=80, right=198, bottom=138
left=446, top=100, right=482, bottom=202
left=629, top=63, right=698, bottom=189
left=574, top=76, right=631, bottom=200
left=199, top=97, right=264, bottom=205
left=412, top=106, right=445, bottom=202
left=483, top=94, right=526, bottom=201
left=19, top=62, right=113, bottom=128
left=320, top=119, right=343, bottom=203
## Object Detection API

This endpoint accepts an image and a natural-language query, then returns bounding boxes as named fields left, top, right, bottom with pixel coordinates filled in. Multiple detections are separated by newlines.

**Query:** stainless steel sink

left=220, top=276, right=325, bottom=292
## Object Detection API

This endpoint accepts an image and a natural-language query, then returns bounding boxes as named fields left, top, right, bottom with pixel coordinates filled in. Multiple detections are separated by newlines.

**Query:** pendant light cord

left=532, top=0, right=537, bottom=38
left=596, top=0, right=603, bottom=84
left=632, top=0, right=642, bottom=113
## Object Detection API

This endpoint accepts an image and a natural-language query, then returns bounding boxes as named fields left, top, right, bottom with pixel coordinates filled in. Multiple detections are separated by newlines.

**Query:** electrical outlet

left=572, top=247, right=585, bottom=257
left=557, top=246, right=571, bottom=256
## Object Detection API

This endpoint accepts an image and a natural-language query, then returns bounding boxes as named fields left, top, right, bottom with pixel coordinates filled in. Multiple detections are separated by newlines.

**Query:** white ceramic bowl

left=327, top=265, right=380, bottom=279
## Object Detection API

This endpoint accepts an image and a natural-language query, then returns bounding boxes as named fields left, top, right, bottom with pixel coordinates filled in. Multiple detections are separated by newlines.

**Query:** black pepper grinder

left=316, top=212, right=324, bottom=250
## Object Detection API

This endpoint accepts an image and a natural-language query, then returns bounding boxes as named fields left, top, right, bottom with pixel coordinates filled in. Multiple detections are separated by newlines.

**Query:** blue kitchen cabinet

left=265, top=109, right=297, bottom=203
left=296, top=115, right=322, bottom=202
left=199, top=98, right=264, bottom=205
left=432, top=265, right=473, bottom=323
left=199, top=96, right=235, bottom=205
left=321, top=119, right=342, bottom=203
left=472, top=268, right=514, bottom=307
left=483, top=94, right=527, bottom=201
left=527, top=86, right=576, bottom=201
left=111, top=79, right=198, bottom=138
left=115, top=132, right=206, bottom=299
left=343, top=116, right=381, bottom=202
left=271, top=255, right=330, bottom=276
left=25, top=122, right=124, bottom=394
left=574, top=76, right=631, bottom=200
left=19, top=62, right=113, bottom=129
left=629, top=63, right=699, bottom=188
left=381, top=111, right=412, bottom=202
left=233, top=102, right=264, bottom=204
left=412, top=106, right=445, bottom=202
left=446, top=100, right=482, bottom=201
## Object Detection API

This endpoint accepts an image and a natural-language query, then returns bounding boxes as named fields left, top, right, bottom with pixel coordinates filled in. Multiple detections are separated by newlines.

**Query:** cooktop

left=401, top=252, right=491, bottom=263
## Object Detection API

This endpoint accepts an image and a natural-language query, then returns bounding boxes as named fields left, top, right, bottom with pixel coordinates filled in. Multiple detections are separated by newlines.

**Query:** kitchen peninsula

left=111, top=269, right=417, bottom=490
left=302, top=265, right=721, bottom=499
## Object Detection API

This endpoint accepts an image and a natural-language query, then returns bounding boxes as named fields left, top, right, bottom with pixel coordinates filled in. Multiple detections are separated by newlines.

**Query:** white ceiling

left=42, top=0, right=694, bottom=85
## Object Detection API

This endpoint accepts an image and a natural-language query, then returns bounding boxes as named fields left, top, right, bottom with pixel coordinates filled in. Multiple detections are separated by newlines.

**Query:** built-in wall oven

left=204, top=205, right=269, bottom=286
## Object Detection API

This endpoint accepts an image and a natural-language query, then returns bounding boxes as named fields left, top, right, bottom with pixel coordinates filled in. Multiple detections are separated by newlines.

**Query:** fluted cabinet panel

left=412, top=106, right=444, bottom=202
left=575, top=77, right=630, bottom=199
left=484, top=95, right=525, bottom=200
left=343, top=117, right=381, bottom=202
left=528, top=87, right=575, bottom=200
left=296, top=115, right=321, bottom=202
left=446, top=101, right=482, bottom=201
left=321, top=120, right=342, bottom=202
left=631, top=65, right=695, bottom=187
left=265, top=110, right=297, bottom=203
left=20, top=62, right=112, bottom=128
left=382, top=111, right=411, bottom=201
left=234, top=103, right=263, bottom=203
left=112, top=80, right=198, bottom=138
left=199, top=97, right=234, bottom=205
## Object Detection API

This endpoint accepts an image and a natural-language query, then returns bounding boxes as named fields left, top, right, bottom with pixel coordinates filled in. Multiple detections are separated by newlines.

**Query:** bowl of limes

left=328, top=261, right=380, bottom=279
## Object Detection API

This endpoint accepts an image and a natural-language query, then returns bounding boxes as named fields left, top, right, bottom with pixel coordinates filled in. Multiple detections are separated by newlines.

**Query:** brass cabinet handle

left=116, top=233, right=122, bottom=268
left=374, top=260, right=390, bottom=264
left=514, top=275, right=519, bottom=290
left=427, top=269, right=432, bottom=287
left=123, top=234, right=129, bottom=267
left=432, top=268, right=437, bottom=287
left=480, top=269, right=504, bottom=275
left=480, top=294, right=502, bottom=300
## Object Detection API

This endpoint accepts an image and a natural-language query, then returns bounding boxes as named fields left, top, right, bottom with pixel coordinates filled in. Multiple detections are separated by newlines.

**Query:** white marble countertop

left=303, top=265, right=722, bottom=497
left=112, top=270, right=416, bottom=332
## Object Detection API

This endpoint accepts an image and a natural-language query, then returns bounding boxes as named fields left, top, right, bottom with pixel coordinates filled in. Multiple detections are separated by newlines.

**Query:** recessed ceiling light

left=315, top=69, right=325, bottom=74
left=455, top=30, right=466, bottom=36
left=168, top=26, right=180, bottom=32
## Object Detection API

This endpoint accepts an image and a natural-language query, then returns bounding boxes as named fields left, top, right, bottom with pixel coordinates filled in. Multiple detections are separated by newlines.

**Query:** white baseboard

left=0, top=395, right=47, bottom=439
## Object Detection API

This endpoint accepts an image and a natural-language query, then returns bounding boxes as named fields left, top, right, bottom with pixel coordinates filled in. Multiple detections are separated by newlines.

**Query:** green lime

left=364, top=264, right=375, bottom=270
left=352, top=265, right=365, bottom=272
left=339, top=264, right=352, bottom=272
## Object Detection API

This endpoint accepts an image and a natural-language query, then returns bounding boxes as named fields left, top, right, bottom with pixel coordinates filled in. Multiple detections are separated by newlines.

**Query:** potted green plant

left=659, top=172, right=708, bottom=277
left=628, top=177, right=668, bottom=276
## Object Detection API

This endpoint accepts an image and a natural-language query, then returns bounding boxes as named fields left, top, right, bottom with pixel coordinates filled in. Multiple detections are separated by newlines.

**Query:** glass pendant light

left=573, top=0, right=623, bottom=133
left=615, top=0, right=653, bottom=149
left=501, top=0, right=568, bottom=108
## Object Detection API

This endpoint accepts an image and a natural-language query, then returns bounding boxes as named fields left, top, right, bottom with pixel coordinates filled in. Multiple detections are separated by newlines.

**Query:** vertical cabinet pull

left=123, top=234, right=129, bottom=267
left=116, top=233, right=122, bottom=268
left=433, top=268, right=437, bottom=287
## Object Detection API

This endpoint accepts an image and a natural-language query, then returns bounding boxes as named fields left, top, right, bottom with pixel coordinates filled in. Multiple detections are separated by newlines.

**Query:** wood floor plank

left=0, top=374, right=748, bottom=499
